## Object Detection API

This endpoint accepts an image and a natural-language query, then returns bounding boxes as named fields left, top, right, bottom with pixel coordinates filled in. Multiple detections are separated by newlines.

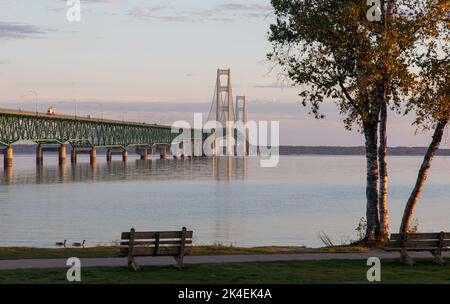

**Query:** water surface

left=0, top=155, right=449, bottom=248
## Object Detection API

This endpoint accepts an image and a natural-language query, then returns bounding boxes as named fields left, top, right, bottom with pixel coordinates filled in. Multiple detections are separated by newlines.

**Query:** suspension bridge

left=0, top=69, right=249, bottom=168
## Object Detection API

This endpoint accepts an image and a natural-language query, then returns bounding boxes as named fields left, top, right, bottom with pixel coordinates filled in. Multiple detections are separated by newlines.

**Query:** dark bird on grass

left=55, top=240, right=67, bottom=247
left=72, top=240, right=86, bottom=248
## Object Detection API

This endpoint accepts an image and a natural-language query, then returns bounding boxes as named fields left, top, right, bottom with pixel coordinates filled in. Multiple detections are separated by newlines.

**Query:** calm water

left=0, top=155, right=449, bottom=248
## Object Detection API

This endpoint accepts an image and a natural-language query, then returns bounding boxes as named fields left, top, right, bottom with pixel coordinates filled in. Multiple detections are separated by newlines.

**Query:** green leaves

left=268, top=0, right=449, bottom=130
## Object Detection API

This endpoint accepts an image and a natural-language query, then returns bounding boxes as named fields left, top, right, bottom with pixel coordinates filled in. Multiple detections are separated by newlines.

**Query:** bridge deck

left=0, top=108, right=172, bottom=129
left=0, top=108, right=183, bottom=148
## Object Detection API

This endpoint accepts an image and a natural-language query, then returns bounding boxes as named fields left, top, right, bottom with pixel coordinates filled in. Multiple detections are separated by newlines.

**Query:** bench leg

left=127, top=253, right=133, bottom=268
left=173, top=255, right=185, bottom=269
left=431, top=251, right=445, bottom=265
left=128, top=256, right=140, bottom=271
left=131, top=259, right=140, bottom=271
left=400, top=249, right=415, bottom=266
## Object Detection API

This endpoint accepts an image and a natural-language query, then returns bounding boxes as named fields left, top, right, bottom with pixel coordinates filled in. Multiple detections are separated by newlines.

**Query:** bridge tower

left=235, top=95, right=248, bottom=156
left=214, top=69, right=234, bottom=156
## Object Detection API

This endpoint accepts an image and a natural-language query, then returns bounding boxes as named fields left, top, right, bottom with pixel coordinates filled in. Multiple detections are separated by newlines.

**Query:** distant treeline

left=279, top=146, right=450, bottom=156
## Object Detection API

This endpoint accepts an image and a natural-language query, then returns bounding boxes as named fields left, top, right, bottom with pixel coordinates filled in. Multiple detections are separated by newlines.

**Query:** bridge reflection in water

left=1, top=156, right=248, bottom=185
left=1, top=155, right=249, bottom=247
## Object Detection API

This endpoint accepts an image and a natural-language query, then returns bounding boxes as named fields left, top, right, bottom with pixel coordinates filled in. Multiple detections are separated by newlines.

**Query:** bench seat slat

left=390, top=233, right=450, bottom=241
left=121, top=245, right=192, bottom=256
left=121, top=231, right=193, bottom=240
left=120, top=240, right=193, bottom=246
left=387, top=240, right=450, bottom=248
left=385, top=247, right=448, bottom=252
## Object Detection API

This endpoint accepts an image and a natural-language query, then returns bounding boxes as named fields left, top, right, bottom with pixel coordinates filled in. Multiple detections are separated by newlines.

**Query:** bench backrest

left=389, top=232, right=450, bottom=250
left=120, top=228, right=193, bottom=257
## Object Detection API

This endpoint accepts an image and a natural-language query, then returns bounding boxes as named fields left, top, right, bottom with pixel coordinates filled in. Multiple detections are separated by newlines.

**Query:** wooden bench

left=120, top=227, right=193, bottom=270
left=385, top=232, right=450, bottom=265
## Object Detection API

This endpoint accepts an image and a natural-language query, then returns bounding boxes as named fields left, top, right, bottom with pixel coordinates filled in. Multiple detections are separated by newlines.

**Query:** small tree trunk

left=364, top=121, right=381, bottom=241
left=378, top=94, right=389, bottom=242
left=399, top=121, right=447, bottom=235
left=376, top=0, right=394, bottom=242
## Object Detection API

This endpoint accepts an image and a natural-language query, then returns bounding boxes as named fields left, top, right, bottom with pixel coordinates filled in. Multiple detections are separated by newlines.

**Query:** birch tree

left=399, top=53, right=449, bottom=236
left=268, top=0, right=447, bottom=241
left=268, top=0, right=402, bottom=241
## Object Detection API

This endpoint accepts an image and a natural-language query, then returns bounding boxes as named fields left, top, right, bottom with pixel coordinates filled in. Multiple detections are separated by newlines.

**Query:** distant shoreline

left=5, top=144, right=450, bottom=156
left=279, top=146, right=450, bottom=156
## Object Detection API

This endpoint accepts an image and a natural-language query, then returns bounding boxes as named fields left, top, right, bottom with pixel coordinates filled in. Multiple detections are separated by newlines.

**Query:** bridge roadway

left=0, top=108, right=195, bottom=167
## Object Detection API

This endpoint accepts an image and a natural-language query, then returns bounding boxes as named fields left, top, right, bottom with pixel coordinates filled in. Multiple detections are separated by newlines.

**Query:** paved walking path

left=0, top=250, right=448, bottom=270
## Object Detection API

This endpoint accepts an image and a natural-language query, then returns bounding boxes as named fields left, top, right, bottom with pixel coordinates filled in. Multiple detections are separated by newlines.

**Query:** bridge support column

left=182, top=141, right=187, bottom=159
left=4, top=166, right=12, bottom=184
left=106, top=149, right=112, bottom=162
left=190, top=139, right=195, bottom=159
left=160, top=146, right=168, bottom=160
left=90, top=148, right=97, bottom=164
left=173, top=145, right=179, bottom=160
left=3, top=146, right=13, bottom=168
left=213, top=137, right=219, bottom=157
left=71, top=148, right=77, bottom=164
left=36, top=144, right=43, bottom=165
left=59, top=145, right=66, bottom=166
left=140, top=148, right=148, bottom=160
left=59, top=163, right=66, bottom=180
left=122, top=150, right=128, bottom=162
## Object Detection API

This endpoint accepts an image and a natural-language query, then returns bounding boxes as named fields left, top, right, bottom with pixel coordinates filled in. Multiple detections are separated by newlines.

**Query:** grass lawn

left=0, top=245, right=369, bottom=260
left=0, top=259, right=449, bottom=284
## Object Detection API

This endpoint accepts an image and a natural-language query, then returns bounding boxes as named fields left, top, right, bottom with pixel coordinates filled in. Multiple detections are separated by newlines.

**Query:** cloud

left=130, top=2, right=273, bottom=22
left=57, top=0, right=123, bottom=6
left=82, top=0, right=124, bottom=4
left=130, top=6, right=168, bottom=18
left=0, top=60, right=11, bottom=65
left=217, top=3, right=272, bottom=12
left=129, top=5, right=197, bottom=22
left=49, top=0, right=124, bottom=13
left=97, top=0, right=123, bottom=3
left=0, top=22, right=53, bottom=39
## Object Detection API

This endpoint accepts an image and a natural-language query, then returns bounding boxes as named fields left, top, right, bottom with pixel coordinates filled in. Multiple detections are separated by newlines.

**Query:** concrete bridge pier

left=90, top=148, right=97, bottom=164
left=213, top=137, right=219, bottom=157
left=36, top=144, right=43, bottom=165
left=139, top=148, right=149, bottom=160
left=181, top=141, right=187, bottom=159
left=3, top=146, right=13, bottom=168
left=190, top=139, right=195, bottom=159
left=59, top=162, right=66, bottom=180
left=71, top=148, right=77, bottom=164
left=3, top=165, right=12, bottom=184
left=122, top=149, right=128, bottom=162
left=106, top=149, right=112, bottom=162
left=58, top=145, right=66, bottom=166
left=173, top=144, right=179, bottom=160
left=159, top=146, right=168, bottom=159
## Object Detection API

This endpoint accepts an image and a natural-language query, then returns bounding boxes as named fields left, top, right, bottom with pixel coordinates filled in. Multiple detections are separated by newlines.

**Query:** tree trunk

left=375, top=0, right=395, bottom=242
left=399, top=121, right=447, bottom=236
left=378, top=92, right=389, bottom=241
left=364, top=121, right=381, bottom=241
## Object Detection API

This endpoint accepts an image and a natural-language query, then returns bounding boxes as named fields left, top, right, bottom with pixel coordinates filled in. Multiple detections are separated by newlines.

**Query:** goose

left=72, top=240, right=86, bottom=248
left=55, top=240, right=67, bottom=248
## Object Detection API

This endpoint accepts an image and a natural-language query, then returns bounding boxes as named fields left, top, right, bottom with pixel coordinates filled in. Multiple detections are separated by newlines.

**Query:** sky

left=0, top=0, right=448, bottom=147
